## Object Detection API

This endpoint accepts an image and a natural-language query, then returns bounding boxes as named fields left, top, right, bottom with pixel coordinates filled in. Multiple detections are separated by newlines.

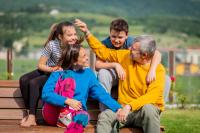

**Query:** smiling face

left=75, top=47, right=89, bottom=68
left=131, top=42, right=142, bottom=63
left=59, top=26, right=78, bottom=45
left=110, top=29, right=128, bottom=49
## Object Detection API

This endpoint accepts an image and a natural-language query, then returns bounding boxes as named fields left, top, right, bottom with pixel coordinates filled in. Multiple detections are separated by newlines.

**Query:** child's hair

left=59, top=44, right=82, bottom=70
left=44, top=21, right=84, bottom=47
left=110, top=18, right=129, bottom=34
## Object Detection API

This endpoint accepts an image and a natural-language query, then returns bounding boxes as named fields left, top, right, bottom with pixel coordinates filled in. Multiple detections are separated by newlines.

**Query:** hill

left=0, top=0, right=200, bottom=49
left=1, top=0, right=200, bottom=18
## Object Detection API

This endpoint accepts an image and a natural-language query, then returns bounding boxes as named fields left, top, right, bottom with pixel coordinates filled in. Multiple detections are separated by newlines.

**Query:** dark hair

left=59, top=44, right=82, bottom=70
left=44, top=21, right=84, bottom=46
left=110, top=18, right=129, bottom=34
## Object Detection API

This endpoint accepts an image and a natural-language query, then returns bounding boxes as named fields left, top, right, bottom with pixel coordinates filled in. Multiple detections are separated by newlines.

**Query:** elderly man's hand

left=116, top=105, right=131, bottom=122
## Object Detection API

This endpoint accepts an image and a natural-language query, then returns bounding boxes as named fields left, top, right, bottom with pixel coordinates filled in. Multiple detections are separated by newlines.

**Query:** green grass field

left=175, top=76, right=200, bottom=104
left=0, top=59, right=37, bottom=80
left=161, top=109, right=200, bottom=133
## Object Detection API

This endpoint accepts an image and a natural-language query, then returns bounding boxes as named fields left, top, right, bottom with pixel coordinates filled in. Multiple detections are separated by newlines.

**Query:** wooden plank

left=0, top=98, right=25, bottom=108
left=0, top=87, right=21, bottom=97
left=0, top=120, right=96, bottom=133
left=7, top=48, right=13, bottom=80
left=0, top=98, right=43, bottom=109
left=0, top=109, right=99, bottom=120
left=0, top=97, right=99, bottom=110
left=0, top=80, right=19, bottom=88
left=169, top=50, right=175, bottom=76
left=0, top=109, right=42, bottom=120
left=0, top=120, right=163, bottom=133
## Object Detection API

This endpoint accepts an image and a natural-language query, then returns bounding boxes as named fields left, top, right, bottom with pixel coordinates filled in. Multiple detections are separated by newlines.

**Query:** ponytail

left=44, top=23, right=58, bottom=47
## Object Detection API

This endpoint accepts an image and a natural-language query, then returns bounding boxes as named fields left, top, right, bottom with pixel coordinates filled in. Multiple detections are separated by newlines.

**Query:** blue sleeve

left=87, top=69, right=121, bottom=112
left=42, top=71, right=67, bottom=107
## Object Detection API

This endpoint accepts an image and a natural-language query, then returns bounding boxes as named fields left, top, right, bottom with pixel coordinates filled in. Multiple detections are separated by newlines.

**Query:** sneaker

left=57, top=111, right=72, bottom=128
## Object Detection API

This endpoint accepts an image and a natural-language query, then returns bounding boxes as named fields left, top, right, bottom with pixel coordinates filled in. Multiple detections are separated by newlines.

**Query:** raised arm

left=74, top=19, right=128, bottom=63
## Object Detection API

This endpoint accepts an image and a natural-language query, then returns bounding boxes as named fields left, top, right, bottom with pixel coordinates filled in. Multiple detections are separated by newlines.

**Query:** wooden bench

left=0, top=80, right=164, bottom=133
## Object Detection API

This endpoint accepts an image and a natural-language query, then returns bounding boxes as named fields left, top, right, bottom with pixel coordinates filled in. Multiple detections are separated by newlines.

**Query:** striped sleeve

left=41, top=42, right=52, bottom=58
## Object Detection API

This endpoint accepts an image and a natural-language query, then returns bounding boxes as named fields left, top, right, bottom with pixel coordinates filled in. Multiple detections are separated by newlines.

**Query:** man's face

left=110, top=29, right=128, bottom=49
left=130, top=42, right=144, bottom=64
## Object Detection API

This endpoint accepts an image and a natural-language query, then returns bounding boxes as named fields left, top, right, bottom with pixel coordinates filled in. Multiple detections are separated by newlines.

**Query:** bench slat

left=0, top=97, right=99, bottom=109
left=0, top=120, right=96, bottom=133
left=0, top=87, right=21, bottom=97
left=0, top=80, right=19, bottom=88
left=0, top=109, right=99, bottom=120
left=0, top=98, right=25, bottom=108
left=0, top=98, right=42, bottom=108
left=0, top=109, right=42, bottom=119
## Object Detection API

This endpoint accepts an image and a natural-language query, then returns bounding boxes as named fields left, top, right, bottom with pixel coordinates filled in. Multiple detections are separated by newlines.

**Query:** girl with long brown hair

left=19, top=21, right=82, bottom=127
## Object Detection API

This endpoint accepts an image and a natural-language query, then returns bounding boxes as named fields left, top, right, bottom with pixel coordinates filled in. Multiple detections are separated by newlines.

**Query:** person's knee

left=98, top=109, right=114, bottom=122
left=141, top=104, right=160, bottom=121
left=98, top=110, right=109, bottom=121
left=19, top=74, right=29, bottom=84
left=97, top=69, right=110, bottom=82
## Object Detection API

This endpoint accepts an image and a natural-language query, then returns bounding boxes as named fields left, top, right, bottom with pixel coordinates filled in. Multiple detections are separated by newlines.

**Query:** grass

left=0, top=59, right=37, bottom=80
left=175, top=75, right=200, bottom=103
left=161, top=109, right=200, bottom=133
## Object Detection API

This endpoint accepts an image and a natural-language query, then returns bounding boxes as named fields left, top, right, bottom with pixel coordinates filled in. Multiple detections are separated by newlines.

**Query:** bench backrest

left=0, top=80, right=101, bottom=121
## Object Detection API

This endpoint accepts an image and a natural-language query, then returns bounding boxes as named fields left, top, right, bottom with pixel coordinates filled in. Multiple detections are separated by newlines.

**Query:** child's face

left=76, top=47, right=89, bottom=68
left=60, top=26, right=78, bottom=45
left=110, top=29, right=128, bottom=49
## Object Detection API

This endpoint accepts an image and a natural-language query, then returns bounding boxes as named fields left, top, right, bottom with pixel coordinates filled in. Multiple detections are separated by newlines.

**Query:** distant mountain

left=1, top=0, right=200, bottom=18
left=1, top=0, right=200, bottom=48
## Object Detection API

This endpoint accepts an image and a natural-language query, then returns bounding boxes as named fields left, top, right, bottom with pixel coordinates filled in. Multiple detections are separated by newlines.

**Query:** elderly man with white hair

left=75, top=19, right=165, bottom=133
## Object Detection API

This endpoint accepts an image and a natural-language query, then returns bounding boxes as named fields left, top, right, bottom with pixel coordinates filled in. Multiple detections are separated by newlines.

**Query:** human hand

left=146, top=69, right=156, bottom=84
left=65, top=98, right=82, bottom=111
left=74, top=19, right=90, bottom=35
left=113, top=63, right=126, bottom=80
left=51, top=66, right=63, bottom=72
left=116, top=105, right=131, bottom=122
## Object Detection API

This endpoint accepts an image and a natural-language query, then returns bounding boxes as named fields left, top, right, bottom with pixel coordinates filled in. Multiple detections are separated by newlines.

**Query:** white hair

left=134, top=35, right=156, bottom=59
